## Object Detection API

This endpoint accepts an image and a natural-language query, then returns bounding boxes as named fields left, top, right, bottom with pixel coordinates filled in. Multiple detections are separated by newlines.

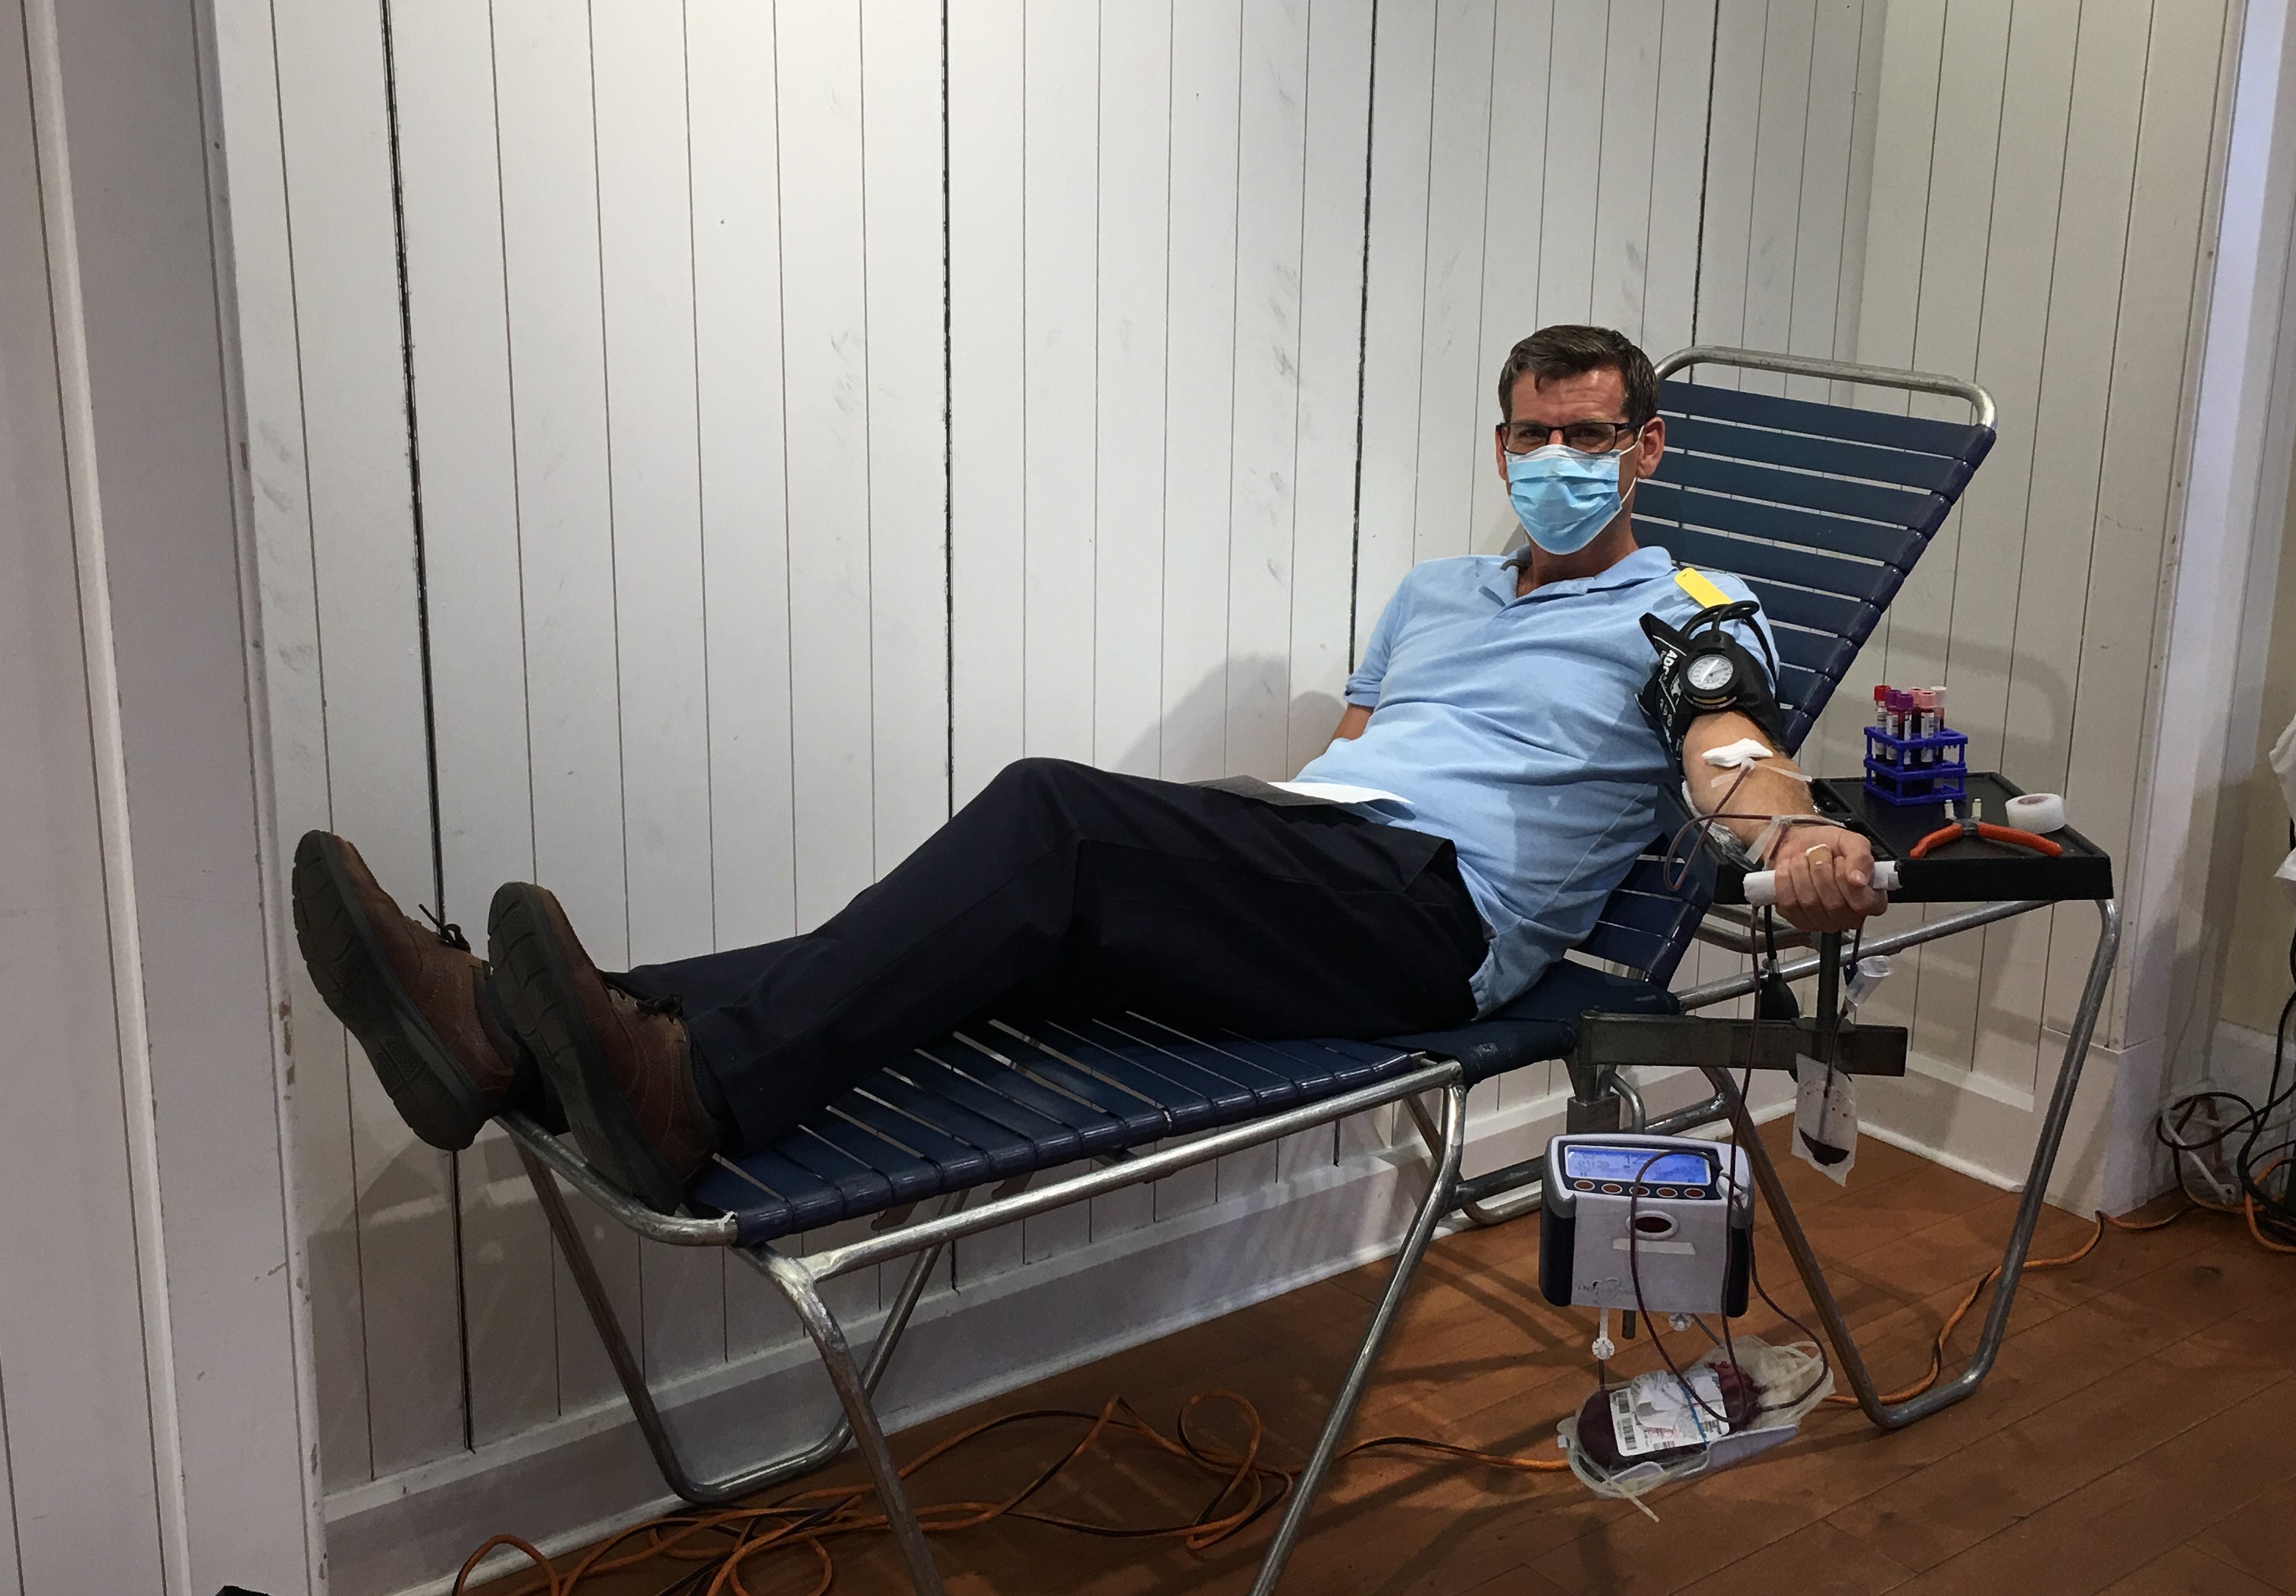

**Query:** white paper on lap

left=1267, top=780, right=1411, bottom=807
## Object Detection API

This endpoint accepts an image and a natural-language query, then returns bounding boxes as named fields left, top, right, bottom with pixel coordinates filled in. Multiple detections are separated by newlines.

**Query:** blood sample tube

left=1873, top=685, right=1891, bottom=762
left=1913, top=688, right=1938, bottom=764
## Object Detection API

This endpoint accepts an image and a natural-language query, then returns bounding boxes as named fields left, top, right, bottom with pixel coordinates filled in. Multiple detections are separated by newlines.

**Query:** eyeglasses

left=1499, top=417, right=1647, bottom=455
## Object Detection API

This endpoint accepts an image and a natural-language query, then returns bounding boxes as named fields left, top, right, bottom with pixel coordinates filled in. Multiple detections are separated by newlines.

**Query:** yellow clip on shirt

left=1672, top=565, right=1733, bottom=610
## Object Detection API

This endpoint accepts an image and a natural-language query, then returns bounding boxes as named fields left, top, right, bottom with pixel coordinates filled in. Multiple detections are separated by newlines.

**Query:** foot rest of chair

left=1575, top=1012, right=1908, bottom=1076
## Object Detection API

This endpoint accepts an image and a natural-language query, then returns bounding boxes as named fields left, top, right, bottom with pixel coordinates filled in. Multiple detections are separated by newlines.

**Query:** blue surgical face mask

left=1506, top=442, right=1628, bottom=555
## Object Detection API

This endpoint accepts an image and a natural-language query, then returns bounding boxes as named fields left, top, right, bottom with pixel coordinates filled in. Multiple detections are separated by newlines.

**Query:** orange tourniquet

left=1907, top=816, right=2062, bottom=860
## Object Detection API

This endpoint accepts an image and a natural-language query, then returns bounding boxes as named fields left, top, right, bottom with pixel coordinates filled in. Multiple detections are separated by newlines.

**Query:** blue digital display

left=1561, top=1146, right=1712, bottom=1186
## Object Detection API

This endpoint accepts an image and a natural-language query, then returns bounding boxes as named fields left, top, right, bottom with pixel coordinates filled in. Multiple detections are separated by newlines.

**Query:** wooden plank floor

left=479, top=1125, right=2296, bottom=1595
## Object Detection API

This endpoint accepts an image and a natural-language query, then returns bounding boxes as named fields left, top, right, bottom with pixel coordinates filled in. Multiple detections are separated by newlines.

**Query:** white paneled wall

left=1, top=2, right=173, bottom=1584
left=242, top=0, right=956, bottom=1482
left=217, top=0, right=2231, bottom=1552
left=5, top=0, right=327, bottom=1583
left=1803, top=0, right=2235, bottom=1131
left=950, top=0, right=1380, bottom=1246
left=950, top=0, right=1373, bottom=797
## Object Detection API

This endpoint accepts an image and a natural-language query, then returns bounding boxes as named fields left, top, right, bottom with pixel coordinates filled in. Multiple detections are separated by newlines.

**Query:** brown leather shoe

left=291, top=830, right=537, bottom=1150
left=486, top=882, right=720, bottom=1211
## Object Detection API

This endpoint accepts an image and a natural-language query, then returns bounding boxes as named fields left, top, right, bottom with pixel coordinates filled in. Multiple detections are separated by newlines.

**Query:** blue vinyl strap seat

left=690, top=1023, right=1422, bottom=1247
left=1637, top=378, right=1993, bottom=748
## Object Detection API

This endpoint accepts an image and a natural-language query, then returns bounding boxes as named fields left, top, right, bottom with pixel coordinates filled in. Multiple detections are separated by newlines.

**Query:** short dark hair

left=1496, top=324, right=1657, bottom=426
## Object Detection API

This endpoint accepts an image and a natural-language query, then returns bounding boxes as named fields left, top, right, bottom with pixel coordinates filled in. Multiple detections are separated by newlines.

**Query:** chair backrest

left=1573, top=346, right=1997, bottom=987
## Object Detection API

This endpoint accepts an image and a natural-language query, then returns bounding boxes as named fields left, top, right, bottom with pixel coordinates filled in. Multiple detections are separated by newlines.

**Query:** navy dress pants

left=615, top=758, right=1488, bottom=1156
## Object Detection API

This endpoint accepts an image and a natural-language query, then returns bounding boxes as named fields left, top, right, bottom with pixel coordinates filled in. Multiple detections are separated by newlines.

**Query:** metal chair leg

left=515, top=1142, right=956, bottom=1504
left=758, top=1252, right=948, bottom=1596
left=1706, top=898, right=2121, bottom=1429
left=1447, top=1069, right=1676, bottom=1227
left=1563, top=1056, right=1624, bottom=1133
left=1247, top=1081, right=1469, bottom=1596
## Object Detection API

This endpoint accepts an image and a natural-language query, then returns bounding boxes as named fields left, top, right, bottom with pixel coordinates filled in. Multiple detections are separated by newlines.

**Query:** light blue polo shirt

left=1293, top=545, right=1773, bottom=1015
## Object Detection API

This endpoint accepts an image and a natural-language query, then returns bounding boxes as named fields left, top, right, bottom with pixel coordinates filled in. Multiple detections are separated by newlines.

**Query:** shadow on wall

left=1869, top=622, right=2076, bottom=787
left=1107, top=516, right=1523, bottom=788
left=1106, top=653, right=1344, bottom=785
left=1806, top=616, right=2085, bottom=1064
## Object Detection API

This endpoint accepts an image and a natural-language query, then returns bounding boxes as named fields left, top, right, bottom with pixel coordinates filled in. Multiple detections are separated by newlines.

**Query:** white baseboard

left=1857, top=1030, right=2173, bottom=1217
left=2146, top=1022, right=2296, bottom=1196
left=2208, top=1018, right=2287, bottom=1107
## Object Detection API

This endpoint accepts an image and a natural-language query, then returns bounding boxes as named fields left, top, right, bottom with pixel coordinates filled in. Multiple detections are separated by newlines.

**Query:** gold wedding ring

left=1804, top=842, right=1834, bottom=864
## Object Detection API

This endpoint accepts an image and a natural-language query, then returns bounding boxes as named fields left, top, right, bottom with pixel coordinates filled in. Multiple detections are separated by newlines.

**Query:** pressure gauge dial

left=1682, top=648, right=1739, bottom=705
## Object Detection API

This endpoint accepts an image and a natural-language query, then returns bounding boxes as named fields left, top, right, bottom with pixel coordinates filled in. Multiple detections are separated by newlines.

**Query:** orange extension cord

left=1824, top=1158, right=2296, bottom=1410
left=455, top=1388, right=1573, bottom=1596
left=1822, top=1161, right=2296, bottom=1415
left=460, top=1197, right=2286, bottom=1596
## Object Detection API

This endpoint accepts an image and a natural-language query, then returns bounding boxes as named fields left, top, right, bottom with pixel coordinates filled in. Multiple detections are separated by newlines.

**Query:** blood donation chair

left=496, top=347, right=2117, bottom=1595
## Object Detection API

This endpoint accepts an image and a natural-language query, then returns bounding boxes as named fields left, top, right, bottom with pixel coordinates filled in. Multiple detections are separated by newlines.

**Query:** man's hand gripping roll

left=1681, top=711, right=1888, bottom=934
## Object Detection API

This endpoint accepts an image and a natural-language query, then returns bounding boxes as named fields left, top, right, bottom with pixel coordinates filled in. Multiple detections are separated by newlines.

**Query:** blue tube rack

left=1864, top=725, right=1969, bottom=808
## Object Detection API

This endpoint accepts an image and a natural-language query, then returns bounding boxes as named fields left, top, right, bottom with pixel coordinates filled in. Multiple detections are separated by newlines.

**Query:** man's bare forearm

left=1680, top=709, right=1818, bottom=855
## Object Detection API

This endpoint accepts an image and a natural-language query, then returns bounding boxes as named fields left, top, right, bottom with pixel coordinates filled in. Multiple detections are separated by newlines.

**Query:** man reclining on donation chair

left=293, top=324, right=1887, bottom=1215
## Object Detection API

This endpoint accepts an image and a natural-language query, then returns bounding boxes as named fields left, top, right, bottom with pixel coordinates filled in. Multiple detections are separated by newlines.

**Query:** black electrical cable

left=2239, top=921, right=2296, bottom=1230
left=1612, top=786, right=1853, bottom=1451
left=1616, top=896, right=1841, bottom=1441
left=1625, top=1149, right=1737, bottom=1436
left=1739, top=902, right=1833, bottom=1414
left=1620, top=835, right=1778, bottom=1432
left=1741, top=1196, right=1833, bottom=1416
left=2156, top=913, right=2296, bottom=1243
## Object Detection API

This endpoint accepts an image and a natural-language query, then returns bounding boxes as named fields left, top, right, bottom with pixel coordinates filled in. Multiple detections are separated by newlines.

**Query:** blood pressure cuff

left=1637, top=592, right=1787, bottom=770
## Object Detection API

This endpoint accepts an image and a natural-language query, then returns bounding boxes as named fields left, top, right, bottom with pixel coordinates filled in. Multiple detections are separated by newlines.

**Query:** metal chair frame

left=501, top=1056, right=1473, bottom=1596
left=490, top=347, right=2112, bottom=1596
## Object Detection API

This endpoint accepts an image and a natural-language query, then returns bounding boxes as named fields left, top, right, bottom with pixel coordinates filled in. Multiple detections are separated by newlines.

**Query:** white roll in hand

left=2003, top=791, right=2067, bottom=833
left=1742, top=857, right=1898, bottom=907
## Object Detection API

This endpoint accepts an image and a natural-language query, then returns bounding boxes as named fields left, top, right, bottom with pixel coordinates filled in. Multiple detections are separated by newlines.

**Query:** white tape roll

left=2005, top=791, right=2067, bottom=833
left=1743, top=859, right=1899, bottom=907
